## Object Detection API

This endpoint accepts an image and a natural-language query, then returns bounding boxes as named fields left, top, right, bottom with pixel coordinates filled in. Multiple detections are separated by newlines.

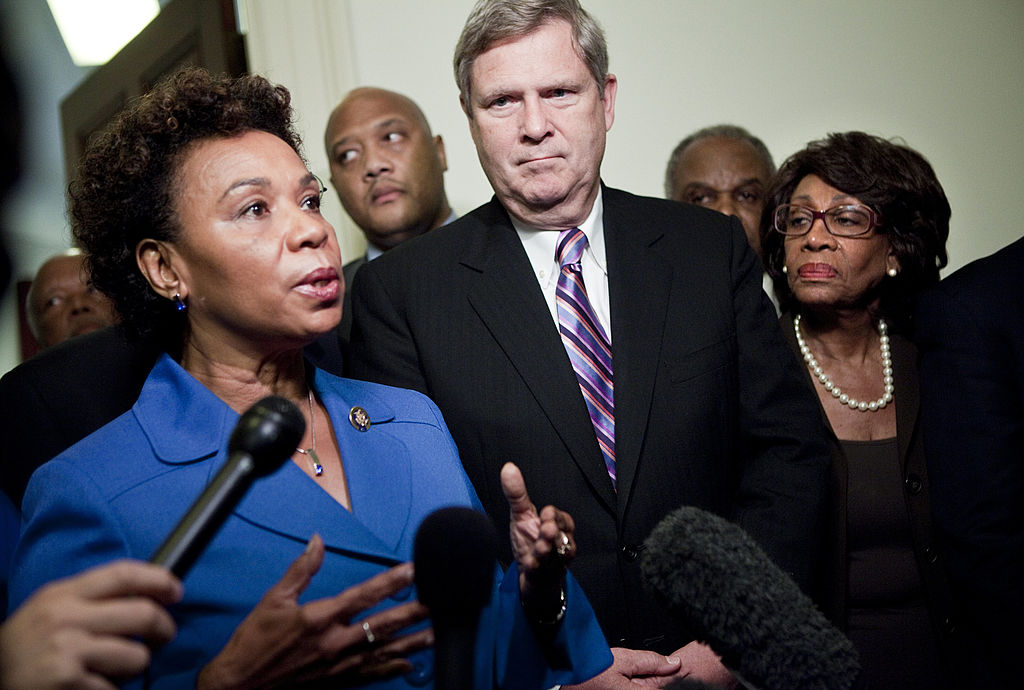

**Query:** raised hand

left=500, top=462, right=576, bottom=622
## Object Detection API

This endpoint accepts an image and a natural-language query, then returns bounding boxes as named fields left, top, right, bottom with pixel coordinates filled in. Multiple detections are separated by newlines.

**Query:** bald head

left=27, top=251, right=118, bottom=349
left=667, top=127, right=774, bottom=257
left=325, top=87, right=451, bottom=252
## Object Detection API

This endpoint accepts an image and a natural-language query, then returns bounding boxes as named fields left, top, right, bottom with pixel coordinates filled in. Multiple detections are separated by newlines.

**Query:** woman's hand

left=197, top=535, right=432, bottom=689
left=500, top=462, right=576, bottom=622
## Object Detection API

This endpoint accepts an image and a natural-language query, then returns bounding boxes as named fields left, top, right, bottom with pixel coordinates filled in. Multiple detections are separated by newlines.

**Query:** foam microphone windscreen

left=641, top=506, right=861, bottom=690
left=413, top=506, right=498, bottom=690
left=413, top=506, right=497, bottom=620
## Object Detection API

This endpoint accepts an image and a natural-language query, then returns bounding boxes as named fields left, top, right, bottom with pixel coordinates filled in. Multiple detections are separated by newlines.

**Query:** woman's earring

left=782, top=265, right=788, bottom=274
left=887, top=267, right=898, bottom=277
left=173, top=293, right=187, bottom=312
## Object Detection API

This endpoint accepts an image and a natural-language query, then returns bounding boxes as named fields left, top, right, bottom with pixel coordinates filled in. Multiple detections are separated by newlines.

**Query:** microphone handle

left=150, top=453, right=256, bottom=578
left=432, top=617, right=478, bottom=690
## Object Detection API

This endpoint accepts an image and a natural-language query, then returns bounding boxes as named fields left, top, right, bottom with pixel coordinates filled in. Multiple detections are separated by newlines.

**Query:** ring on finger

left=362, top=620, right=376, bottom=644
left=555, top=531, right=570, bottom=556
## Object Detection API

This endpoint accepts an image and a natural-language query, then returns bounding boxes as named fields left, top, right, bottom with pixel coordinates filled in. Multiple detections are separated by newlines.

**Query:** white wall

left=250, top=0, right=1024, bottom=276
left=3, top=0, right=1023, bottom=374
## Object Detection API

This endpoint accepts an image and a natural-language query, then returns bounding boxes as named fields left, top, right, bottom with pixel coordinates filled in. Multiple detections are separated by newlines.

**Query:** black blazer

left=348, top=186, right=830, bottom=653
left=916, top=235, right=1024, bottom=687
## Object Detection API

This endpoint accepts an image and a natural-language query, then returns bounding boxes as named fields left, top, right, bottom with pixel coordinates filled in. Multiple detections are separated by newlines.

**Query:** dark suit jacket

left=916, top=235, right=1024, bottom=687
left=348, top=187, right=830, bottom=653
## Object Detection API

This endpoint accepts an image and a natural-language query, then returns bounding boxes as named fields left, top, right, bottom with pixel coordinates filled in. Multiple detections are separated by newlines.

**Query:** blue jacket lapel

left=135, top=357, right=413, bottom=566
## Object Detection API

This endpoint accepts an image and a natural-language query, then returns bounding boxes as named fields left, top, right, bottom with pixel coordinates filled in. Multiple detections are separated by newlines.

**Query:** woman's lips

left=295, top=267, right=340, bottom=301
left=797, top=263, right=837, bottom=279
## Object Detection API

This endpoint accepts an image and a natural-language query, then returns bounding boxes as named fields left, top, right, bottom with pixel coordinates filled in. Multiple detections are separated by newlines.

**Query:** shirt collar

left=512, top=188, right=607, bottom=284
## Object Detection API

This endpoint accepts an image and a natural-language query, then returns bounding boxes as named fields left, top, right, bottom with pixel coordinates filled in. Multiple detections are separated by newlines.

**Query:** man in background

left=26, top=249, right=118, bottom=350
left=308, top=87, right=455, bottom=370
left=665, top=124, right=777, bottom=309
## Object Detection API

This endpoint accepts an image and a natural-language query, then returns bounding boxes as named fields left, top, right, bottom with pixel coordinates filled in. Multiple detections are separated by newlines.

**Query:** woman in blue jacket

left=7, top=67, right=611, bottom=689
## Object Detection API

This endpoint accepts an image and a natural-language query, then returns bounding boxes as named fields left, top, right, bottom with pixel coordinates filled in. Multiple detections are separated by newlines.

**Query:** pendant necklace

left=295, top=389, right=324, bottom=476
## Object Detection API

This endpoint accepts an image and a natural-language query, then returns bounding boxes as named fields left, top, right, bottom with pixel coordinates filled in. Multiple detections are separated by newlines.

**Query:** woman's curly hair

left=69, top=67, right=303, bottom=344
left=759, top=131, right=950, bottom=332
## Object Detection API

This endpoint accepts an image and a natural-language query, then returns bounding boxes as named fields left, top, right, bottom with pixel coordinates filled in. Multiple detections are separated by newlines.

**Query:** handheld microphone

left=641, top=506, right=861, bottom=690
left=150, top=395, right=304, bottom=578
left=413, top=506, right=498, bottom=690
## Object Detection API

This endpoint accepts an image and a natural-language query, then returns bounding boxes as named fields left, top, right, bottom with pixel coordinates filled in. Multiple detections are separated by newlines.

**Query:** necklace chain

left=794, top=313, right=894, bottom=412
left=295, top=389, right=324, bottom=476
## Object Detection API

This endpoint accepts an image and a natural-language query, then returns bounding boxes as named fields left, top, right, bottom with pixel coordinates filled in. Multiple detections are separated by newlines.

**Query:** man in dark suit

left=916, top=235, right=1024, bottom=688
left=307, top=87, right=456, bottom=371
left=348, top=0, right=829, bottom=685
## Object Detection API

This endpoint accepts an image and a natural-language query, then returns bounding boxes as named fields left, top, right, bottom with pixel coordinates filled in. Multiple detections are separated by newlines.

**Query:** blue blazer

left=9, top=355, right=610, bottom=688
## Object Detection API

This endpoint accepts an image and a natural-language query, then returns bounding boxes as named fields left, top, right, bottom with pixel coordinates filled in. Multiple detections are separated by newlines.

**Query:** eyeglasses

left=772, top=204, right=880, bottom=238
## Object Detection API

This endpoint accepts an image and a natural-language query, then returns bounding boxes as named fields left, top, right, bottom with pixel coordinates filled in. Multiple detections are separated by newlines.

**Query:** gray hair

left=664, top=124, right=775, bottom=198
left=454, top=0, right=608, bottom=111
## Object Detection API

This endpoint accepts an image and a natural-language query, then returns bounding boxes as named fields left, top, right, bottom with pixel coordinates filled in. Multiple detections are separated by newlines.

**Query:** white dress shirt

left=512, top=189, right=612, bottom=343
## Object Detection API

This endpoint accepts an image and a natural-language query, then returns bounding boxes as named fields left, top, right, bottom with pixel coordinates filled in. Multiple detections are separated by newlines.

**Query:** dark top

left=843, top=437, right=943, bottom=689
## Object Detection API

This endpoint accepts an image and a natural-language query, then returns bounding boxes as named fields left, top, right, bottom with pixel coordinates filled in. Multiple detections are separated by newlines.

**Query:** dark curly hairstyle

left=759, top=131, right=949, bottom=331
left=69, top=67, right=303, bottom=345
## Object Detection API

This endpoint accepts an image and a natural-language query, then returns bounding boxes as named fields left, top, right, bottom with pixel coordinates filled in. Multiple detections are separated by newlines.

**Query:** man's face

left=29, top=254, right=118, bottom=349
left=326, top=89, right=449, bottom=251
left=670, top=136, right=771, bottom=255
left=464, top=20, right=616, bottom=230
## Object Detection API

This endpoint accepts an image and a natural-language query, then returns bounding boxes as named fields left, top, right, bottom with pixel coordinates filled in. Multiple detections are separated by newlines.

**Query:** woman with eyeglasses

left=760, top=131, right=958, bottom=688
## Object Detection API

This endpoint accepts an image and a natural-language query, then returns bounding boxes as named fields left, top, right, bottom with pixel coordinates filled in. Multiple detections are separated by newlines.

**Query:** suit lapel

left=463, top=199, right=617, bottom=511
left=603, top=188, right=673, bottom=513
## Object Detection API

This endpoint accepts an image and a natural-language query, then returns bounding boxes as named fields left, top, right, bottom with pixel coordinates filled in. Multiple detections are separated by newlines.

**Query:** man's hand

left=564, top=642, right=737, bottom=689
left=0, top=560, right=182, bottom=690
left=500, top=462, right=576, bottom=620
left=564, top=647, right=683, bottom=688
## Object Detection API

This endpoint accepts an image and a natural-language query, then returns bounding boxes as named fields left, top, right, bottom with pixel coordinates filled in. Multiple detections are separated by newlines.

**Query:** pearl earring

left=782, top=265, right=788, bottom=274
left=887, top=268, right=898, bottom=277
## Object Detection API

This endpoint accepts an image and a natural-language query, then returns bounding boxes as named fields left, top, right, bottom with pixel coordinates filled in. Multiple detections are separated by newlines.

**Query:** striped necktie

left=555, top=228, right=615, bottom=489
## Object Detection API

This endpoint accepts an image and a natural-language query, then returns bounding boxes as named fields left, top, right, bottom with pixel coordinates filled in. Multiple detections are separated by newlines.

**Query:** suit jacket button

left=905, top=473, right=923, bottom=495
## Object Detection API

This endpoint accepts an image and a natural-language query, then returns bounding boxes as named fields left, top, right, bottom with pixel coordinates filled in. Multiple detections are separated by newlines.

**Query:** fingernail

left=305, top=533, right=320, bottom=554
left=667, top=656, right=680, bottom=665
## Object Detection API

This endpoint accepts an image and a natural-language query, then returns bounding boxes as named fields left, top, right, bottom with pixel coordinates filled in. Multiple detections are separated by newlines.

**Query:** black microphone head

left=642, top=506, right=860, bottom=690
left=228, top=395, right=305, bottom=475
left=413, top=506, right=497, bottom=622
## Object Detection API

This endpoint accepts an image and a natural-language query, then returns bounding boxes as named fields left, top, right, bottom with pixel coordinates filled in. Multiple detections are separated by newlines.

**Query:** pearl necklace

left=794, top=313, right=894, bottom=412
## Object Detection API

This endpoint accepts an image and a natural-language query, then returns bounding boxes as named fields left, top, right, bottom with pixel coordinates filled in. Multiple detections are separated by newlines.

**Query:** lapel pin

left=349, top=406, right=371, bottom=432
